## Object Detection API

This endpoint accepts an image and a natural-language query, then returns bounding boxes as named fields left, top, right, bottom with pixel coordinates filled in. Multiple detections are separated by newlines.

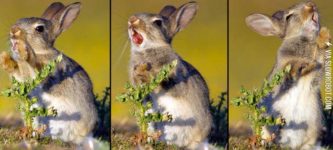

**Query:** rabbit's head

left=10, top=2, right=81, bottom=60
left=128, top=1, right=198, bottom=51
left=246, top=1, right=320, bottom=40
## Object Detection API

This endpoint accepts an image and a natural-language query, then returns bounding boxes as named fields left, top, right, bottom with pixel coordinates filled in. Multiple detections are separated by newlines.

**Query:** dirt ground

left=111, top=120, right=176, bottom=150
left=228, top=121, right=333, bottom=150
left=0, top=115, right=77, bottom=149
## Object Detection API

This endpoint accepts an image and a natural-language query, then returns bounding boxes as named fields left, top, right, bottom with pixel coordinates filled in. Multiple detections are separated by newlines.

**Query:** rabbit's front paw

left=0, top=51, right=17, bottom=73
left=289, top=61, right=317, bottom=80
left=133, top=63, right=152, bottom=84
left=317, top=27, right=332, bottom=49
left=11, top=40, right=28, bottom=61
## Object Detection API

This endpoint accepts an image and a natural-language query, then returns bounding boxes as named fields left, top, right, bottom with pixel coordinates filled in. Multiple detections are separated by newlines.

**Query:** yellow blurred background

left=230, top=0, right=333, bottom=127
left=0, top=0, right=110, bottom=117
left=112, top=0, right=227, bottom=123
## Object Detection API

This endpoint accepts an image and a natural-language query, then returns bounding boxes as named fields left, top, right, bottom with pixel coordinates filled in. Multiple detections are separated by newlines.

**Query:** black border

left=109, top=0, right=112, bottom=146
left=226, top=0, right=229, bottom=149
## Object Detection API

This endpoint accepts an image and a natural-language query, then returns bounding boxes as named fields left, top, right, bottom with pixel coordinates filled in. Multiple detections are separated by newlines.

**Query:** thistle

left=1, top=55, right=62, bottom=136
left=116, top=60, right=177, bottom=135
left=232, top=65, right=291, bottom=146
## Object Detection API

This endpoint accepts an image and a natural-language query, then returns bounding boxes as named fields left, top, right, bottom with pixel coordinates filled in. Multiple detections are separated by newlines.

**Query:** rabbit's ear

left=41, top=2, right=65, bottom=20
left=52, top=2, right=81, bottom=37
left=169, top=2, right=198, bottom=36
left=246, top=14, right=281, bottom=36
left=159, top=5, right=176, bottom=17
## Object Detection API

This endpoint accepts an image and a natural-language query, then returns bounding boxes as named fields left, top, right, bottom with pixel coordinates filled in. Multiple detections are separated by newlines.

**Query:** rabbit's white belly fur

left=271, top=76, right=320, bottom=148
left=32, top=92, right=86, bottom=144
left=150, top=94, right=196, bottom=147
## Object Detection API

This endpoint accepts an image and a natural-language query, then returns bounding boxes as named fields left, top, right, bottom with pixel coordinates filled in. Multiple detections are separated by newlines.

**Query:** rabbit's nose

left=305, top=2, right=316, bottom=11
left=10, top=26, right=22, bottom=38
left=128, top=16, right=140, bottom=26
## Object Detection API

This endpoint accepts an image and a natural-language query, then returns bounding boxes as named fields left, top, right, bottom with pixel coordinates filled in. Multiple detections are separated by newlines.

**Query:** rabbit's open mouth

left=130, top=29, right=143, bottom=45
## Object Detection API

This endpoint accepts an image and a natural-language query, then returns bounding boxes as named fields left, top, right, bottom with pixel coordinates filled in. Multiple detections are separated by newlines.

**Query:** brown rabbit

left=246, top=1, right=331, bottom=149
left=128, top=1, right=212, bottom=149
left=0, top=2, right=97, bottom=145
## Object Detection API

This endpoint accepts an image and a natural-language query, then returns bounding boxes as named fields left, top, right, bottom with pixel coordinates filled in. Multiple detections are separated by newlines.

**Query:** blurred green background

left=112, top=0, right=227, bottom=123
left=0, top=0, right=110, bottom=118
left=230, top=0, right=333, bottom=127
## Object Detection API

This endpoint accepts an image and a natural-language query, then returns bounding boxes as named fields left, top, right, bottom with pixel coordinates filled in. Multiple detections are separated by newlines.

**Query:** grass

left=0, top=116, right=75, bottom=149
left=229, top=136, right=251, bottom=150
left=209, top=92, right=228, bottom=148
left=111, top=122, right=179, bottom=150
left=322, top=109, right=333, bottom=149
left=111, top=133, right=178, bottom=150
left=94, top=87, right=111, bottom=141
left=230, top=135, right=333, bottom=150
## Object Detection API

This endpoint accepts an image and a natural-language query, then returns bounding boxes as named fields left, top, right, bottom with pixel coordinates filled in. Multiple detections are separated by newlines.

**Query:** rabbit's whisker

left=113, top=39, right=129, bottom=69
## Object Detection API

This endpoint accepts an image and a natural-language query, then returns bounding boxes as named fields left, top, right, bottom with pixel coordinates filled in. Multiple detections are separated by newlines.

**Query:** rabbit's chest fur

left=266, top=72, right=322, bottom=148
left=30, top=86, right=93, bottom=144
left=30, top=87, right=82, bottom=142
left=149, top=92, right=199, bottom=147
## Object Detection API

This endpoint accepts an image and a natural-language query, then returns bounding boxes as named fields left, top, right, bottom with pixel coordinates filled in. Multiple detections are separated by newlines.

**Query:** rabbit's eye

left=35, top=26, right=44, bottom=33
left=153, top=19, right=163, bottom=27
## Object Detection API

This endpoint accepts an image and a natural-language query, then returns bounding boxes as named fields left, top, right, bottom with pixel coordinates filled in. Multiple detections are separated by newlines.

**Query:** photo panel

left=229, top=0, right=333, bottom=149
left=111, top=0, right=227, bottom=149
left=0, top=0, right=110, bottom=149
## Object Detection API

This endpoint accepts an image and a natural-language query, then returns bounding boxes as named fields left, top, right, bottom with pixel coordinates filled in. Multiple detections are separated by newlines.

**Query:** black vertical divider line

left=226, top=0, right=229, bottom=149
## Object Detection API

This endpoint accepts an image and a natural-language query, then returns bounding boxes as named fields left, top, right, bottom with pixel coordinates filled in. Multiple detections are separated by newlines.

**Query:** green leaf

left=31, top=97, right=38, bottom=104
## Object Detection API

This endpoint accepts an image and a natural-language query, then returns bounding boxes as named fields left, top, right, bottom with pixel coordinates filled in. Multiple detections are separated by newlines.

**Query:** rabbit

left=246, top=1, right=331, bottom=149
left=127, top=1, right=212, bottom=149
left=0, top=2, right=97, bottom=144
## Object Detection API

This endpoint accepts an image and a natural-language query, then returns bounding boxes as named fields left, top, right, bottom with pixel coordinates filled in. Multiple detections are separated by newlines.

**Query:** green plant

left=232, top=65, right=291, bottom=147
left=0, top=55, right=62, bottom=135
left=116, top=60, right=177, bottom=136
left=94, top=86, right=111, bottom=141
left=323, top=108, right=333, bottom=147
left=209, top=92, right=228, bottom=147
